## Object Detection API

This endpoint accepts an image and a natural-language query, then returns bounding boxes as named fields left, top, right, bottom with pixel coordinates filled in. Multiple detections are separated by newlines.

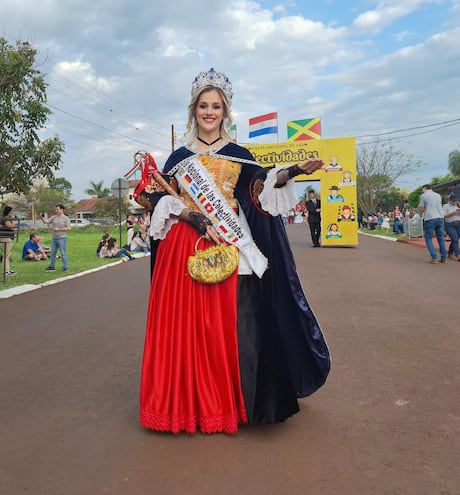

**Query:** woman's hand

left=297, top=159, right=324, bottom=175
left=276, top=158, right=325, bottom=187
left=186, top=210, right=222, bottom=244
left=203, top=224, right=221, bottom=244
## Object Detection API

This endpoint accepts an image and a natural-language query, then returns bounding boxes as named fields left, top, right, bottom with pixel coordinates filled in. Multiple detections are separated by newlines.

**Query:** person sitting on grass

left=100, top=237, right=133, bottom=260
left=96, top=233, right=110, bottom=258
left=129, top=231, right=150, bottom=254
left=35, top=236, right=51, bottom=256
left=22, top=233, right=48, bottom=261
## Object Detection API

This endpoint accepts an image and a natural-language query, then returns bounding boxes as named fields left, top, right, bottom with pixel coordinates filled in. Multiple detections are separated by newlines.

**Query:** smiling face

left=194, top=88, right=225, bottom=138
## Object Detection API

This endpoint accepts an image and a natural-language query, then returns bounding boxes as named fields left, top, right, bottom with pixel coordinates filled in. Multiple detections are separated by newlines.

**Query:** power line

left=357, top=120, right=460, bottom=145
left=45, top=64, right=165, bottom=136
left=356, top=118, right=460, bottom=139
left=2, top=28, right=171, bottom=150
left=48, top=103, right=170, bottom=152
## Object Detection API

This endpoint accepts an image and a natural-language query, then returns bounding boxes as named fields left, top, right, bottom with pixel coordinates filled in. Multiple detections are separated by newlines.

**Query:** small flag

left=287, top=118, right=321, bottom=141
left=229, top=124, right=237, bottom=143
left=211, top=213, right=221, bottom=224
left=204, top=202, right=214, bottom=213
left=249, top=112, right=278, bottom=139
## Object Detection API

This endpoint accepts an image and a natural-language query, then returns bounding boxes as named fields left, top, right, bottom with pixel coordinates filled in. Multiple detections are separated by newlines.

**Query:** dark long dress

left=139, top=143, right=330, bottom=434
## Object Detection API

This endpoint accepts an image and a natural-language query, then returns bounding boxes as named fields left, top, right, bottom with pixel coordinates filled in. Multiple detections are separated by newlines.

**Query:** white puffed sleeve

left=149, top=195, right=185, bottom=240
left=258, top=167, right=297, bottom=216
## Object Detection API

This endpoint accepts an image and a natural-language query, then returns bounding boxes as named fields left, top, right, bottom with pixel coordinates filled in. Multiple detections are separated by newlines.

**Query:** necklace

left=197, top=136, right=221, bottom=146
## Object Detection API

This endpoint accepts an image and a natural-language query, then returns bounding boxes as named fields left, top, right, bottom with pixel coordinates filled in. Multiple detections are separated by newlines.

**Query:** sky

left=1, top=0, right=460, bottom=200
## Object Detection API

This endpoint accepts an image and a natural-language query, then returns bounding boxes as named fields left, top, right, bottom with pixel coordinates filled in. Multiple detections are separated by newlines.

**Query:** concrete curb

left=0, top=253, right=148, bottom=299
left=358, top=230, right=399, bottom=242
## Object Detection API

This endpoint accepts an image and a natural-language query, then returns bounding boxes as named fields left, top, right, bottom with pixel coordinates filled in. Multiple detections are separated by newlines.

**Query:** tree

left=0, top=38, right=65, bottom=194
left=448, top=150, right=460, bottom=177
left=11, top=181, right=73, bottom=220
left=379, top=186, right=410, bottom=212
left=356, top=141, right=422, bottom=214
left=49, top=177, right=72, bottom=195
left=85, top=180, right=111, bottom=198
left=297, top=182, right=318, bottom=205
left=92, top=196, right=130, bottom=219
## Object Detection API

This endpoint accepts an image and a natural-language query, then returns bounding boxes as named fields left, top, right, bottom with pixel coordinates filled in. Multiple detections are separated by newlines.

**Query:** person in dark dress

left=139, top=68, right=330, bottom=434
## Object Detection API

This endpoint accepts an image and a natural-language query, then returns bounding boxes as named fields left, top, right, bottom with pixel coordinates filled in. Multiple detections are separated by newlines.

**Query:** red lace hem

left=140, top=409, right=248, bottom=435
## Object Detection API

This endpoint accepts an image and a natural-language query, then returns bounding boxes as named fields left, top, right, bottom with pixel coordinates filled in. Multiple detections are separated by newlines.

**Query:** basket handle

left=194, top=236, right=226, bottom=253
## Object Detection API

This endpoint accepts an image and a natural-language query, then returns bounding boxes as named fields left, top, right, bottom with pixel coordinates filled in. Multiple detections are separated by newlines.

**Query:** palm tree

left=85, top=180, right=111, bottom=198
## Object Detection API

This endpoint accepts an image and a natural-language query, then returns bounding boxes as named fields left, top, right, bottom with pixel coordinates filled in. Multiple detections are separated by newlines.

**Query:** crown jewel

left=191, top=67, right=233, bottom=101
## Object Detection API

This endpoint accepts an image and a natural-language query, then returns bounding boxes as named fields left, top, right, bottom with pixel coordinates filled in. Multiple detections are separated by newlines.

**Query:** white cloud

left=54, top=60, right=115, bottom=92
left=352, top=0, right=444, bottom=34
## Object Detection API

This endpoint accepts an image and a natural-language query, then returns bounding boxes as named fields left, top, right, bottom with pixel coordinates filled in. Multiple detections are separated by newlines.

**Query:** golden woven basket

left=187, top=238, right=239, bottom=284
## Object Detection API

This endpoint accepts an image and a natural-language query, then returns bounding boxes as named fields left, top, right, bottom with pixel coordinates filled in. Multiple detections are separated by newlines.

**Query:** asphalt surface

left=0, top=225, right=458, bottom=495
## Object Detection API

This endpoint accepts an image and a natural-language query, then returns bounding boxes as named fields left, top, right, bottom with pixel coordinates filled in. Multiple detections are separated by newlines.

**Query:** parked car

left=69, top=218, right=91, bottom=227
left=91, top=217, right=117, bottom=226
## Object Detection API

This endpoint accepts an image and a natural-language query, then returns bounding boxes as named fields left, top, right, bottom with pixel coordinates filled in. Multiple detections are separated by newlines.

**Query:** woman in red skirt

left=140, top=68, right=330, bottom=434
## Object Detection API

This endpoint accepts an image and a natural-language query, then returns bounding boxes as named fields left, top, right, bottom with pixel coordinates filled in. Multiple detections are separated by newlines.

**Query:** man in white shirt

left=418, top=184, right=447, bottom=264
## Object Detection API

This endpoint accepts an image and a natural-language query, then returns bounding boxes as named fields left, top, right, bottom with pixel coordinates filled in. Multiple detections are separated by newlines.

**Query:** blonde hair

left=185, top=86, right=233, bottom=145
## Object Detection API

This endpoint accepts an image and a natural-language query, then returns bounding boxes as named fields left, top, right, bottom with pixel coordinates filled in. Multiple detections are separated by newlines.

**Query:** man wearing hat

left=326, top=185, right=344, bottom=203
left=443, top=192, right=460, bottom=261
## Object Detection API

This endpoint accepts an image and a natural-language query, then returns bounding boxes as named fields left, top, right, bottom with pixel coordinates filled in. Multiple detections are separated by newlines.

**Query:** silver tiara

left=191, top=67, right=233, bottom=101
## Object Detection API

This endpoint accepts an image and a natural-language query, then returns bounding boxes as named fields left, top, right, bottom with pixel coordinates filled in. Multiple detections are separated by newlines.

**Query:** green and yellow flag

left=287, top=118, right=321, bottom=141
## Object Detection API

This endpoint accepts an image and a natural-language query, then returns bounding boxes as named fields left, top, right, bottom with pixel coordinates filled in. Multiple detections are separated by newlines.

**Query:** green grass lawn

left=1, top=225, right=130, bottom=290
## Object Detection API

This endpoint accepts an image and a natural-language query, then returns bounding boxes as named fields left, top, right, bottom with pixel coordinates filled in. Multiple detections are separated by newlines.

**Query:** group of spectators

left=2, top=191, right=459, bottom=278
left=284, top=208, right=306, bottom=224
left=1, top=204, right=153, bottom=278
left=95, top=214, right=151, bottom=261
left=1, top=203, right=71, bottom=276
left=358, top=189, right=460, bottom=262
left=96, top=233, right=134, bottom=260
left=359, top=207, right=423, bottom=237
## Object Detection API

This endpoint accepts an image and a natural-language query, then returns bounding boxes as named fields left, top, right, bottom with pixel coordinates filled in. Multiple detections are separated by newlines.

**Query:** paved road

left=0, top=226, right=458, bottom=495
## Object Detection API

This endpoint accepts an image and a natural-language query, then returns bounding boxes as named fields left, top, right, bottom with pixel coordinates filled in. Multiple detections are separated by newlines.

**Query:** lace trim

left=140, top=408, right=248, bottom=435
left=149, top=195, right=185, bottom=240
left=258, top=167, right=297, bottom=216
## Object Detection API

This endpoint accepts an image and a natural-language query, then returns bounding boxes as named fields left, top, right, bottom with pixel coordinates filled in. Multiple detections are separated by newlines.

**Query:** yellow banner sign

left=245, top=137, right=358, bottom=246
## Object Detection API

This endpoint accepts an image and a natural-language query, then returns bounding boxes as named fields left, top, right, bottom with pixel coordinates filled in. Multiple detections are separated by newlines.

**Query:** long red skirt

left=140, top=221, right=248, bottom=434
